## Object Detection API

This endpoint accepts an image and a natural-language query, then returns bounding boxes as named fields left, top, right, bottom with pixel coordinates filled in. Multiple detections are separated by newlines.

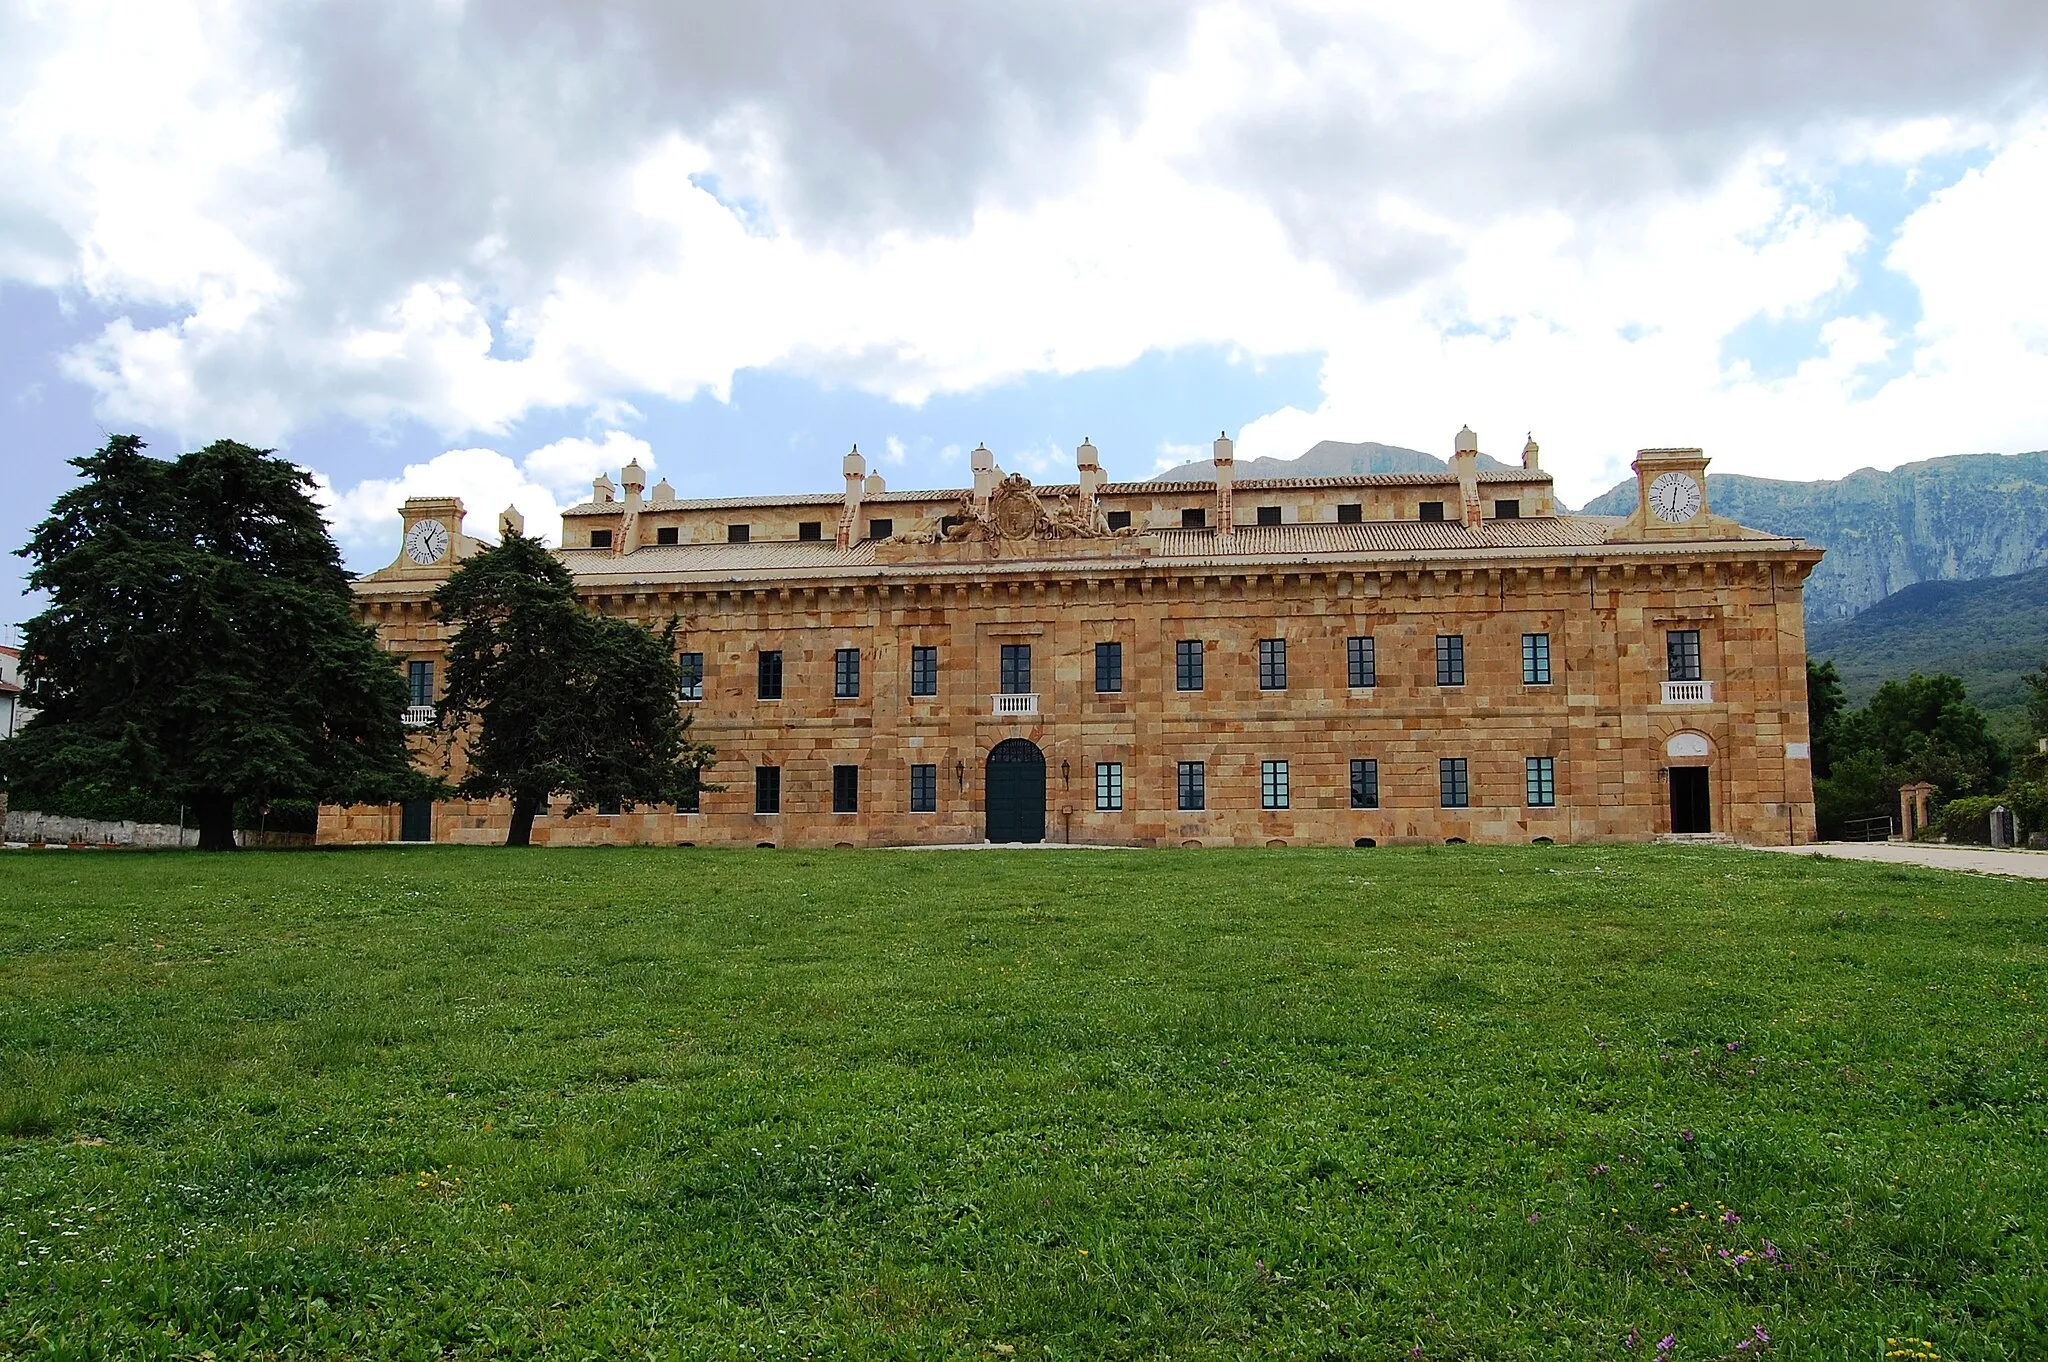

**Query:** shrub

left=1929, top=795, right=2001, bottom=844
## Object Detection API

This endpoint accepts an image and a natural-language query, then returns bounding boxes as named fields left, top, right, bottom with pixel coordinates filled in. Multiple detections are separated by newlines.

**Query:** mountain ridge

left=1150, top=438, right=1518, bottom=482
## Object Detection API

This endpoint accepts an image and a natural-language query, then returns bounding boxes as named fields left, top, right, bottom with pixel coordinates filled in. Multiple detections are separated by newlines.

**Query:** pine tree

left=4, top=436, right=423, bottom=849
left=433, top=533, right=716, bottom=846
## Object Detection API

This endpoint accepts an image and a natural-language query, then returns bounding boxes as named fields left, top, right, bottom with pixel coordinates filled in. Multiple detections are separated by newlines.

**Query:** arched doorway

left=985, top=739, right=1047, bottom=844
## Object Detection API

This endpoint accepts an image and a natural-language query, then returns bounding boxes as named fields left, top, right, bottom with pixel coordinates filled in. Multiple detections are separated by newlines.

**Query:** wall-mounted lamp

left=956, top=759, right=966, bottom=789
left=1061, top=759, right=1070, bottom=790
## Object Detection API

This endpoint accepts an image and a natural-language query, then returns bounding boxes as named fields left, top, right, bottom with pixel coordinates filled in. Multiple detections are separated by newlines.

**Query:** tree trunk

left=506, top=793, right=540, bottom=847
left=194, top=792, right=237, bottom=851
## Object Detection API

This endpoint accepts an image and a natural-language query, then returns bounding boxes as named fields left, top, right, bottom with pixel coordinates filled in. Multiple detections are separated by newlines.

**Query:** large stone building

left=321, top=429, right=1823, bottom=847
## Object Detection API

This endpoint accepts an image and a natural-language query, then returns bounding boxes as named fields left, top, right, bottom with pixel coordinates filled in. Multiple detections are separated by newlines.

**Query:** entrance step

left=1655, top=832, right=1737, bottom=845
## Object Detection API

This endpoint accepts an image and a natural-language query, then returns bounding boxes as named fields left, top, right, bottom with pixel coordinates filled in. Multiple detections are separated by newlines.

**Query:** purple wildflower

left=1759, top=1240, right=1780, bottom=1261
left=1680, top=1129, right=1696, bottom=1143
left=1726, top=1041, right=1741, bottom=1052
left=1657, top=1334, right=1676, bottom=1355
left=1623, top=1326, right=1641, bottom=1350
left=1722, top=1210, right=1741, bottom=1226
left=1526, top=1212, right=1541, bottom=1224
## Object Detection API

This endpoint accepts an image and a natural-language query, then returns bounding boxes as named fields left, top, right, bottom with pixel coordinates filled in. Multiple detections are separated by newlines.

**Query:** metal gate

left=985, top=739, right=1046, bottom=844
left=399, top=799, right=433, bottom=842
left=1668, top=768, right=1711, bottom=834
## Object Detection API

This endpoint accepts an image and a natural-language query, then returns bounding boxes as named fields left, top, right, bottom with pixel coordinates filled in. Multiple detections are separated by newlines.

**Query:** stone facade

left=322, top=433, right=1823, bottom=848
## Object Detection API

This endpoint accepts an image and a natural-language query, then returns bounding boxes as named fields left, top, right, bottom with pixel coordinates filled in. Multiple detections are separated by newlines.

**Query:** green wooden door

left=985, top=740, right=1046, bottom=844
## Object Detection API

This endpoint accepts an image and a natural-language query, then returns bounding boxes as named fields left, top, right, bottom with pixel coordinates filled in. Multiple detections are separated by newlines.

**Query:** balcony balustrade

left=402, top=704, right=437, bottom=727
left=990, top=692, right=1039, bottom=717
left=1660, top=680, right=1713, bottom=705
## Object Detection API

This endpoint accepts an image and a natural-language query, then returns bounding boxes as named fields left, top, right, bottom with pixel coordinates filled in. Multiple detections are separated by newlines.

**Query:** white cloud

left=4, top=0, right=2048, bottom=509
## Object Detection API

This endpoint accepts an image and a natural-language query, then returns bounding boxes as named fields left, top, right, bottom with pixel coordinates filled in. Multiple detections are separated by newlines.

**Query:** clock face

left=1647, top=472, right=1703, bottom=524
left=404, top=518, right=450, bottom=565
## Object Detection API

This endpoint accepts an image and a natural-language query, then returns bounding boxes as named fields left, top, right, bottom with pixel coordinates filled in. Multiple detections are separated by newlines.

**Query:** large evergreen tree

left=433, top=533, right=715, bottom=846
left=4, top=436, right=423, bottom=849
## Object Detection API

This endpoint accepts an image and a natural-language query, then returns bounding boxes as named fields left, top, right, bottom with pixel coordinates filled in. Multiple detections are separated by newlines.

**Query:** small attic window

left=1255, top=505, right=1282, bottom=525
left=1494, top=499, right=1521, bottom=519
left=727, top=524, right=750, bottom=544
left=1419, top=502, right=1445, bottom=522
left=940, top=515, right=964, bottom=536
left=798, top=521, right=822, bottom=541
left=867, top=518, right=893, bottom=540
left=1337, top=503, right=1363, bottom=524
left=1181, top=507, right=1207, bottom=528
left=588, top=529, right=613, bottom=548
left=655, top=526, right=679, bottom=545
left=1106, top=510, right=1132, bottom=531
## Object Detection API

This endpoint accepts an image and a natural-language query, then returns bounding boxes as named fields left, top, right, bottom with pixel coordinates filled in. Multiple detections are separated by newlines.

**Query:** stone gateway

left=321, top=430, right=1823, bottom=847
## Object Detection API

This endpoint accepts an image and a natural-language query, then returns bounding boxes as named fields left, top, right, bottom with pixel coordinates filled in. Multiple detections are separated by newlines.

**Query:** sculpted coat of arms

left=941, top=473, right=1125, bottom=543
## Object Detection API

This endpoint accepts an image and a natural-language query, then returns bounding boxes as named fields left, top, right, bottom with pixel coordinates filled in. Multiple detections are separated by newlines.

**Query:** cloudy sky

left=4, top=1, right=2047, bottom=614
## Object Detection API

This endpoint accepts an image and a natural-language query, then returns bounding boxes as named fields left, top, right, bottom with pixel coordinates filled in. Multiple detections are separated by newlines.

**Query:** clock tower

left=1609, top=448, right=1732, bottom=541
left=374, top=497, right=475, bottom=580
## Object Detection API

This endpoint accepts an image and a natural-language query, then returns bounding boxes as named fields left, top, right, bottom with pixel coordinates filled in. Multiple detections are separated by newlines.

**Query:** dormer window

left=588, top=529, right=613, bottom=548
left=798, top=521, right=822, bottom=541
left=1182, top=507, right=1207, bottom=528
left=1495, top=499, right=1521, bottom=519
left=727, top=524, right=750, bottom=544
left=1337, top=503, right=1362, bottom=523
left=655, top=526, right=679, bottom=545
left=1255, top=505, right=1282, bottom=525
left=1419, top=502, right=1445, bottom=522
left=867, top=518, right=893, bottom=540
left=1106, top=510, right=1132, bottom=531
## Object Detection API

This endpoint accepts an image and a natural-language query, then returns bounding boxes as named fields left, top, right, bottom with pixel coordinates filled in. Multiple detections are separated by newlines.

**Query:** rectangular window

left=1261, top=759, right=1289, bottom=810
left=1337, top=502, right=1363, bottom=524
left=1258, top=638, right=1287, bottom=690
left=1522, top=632, right=1551, bottom=685
left=588, top=528, right=613, bottom=548
left=909, top=645, right=938, bottom=697
left=1181, top=507, right=1206, bottom=528
left=727, top=523, right=750, bottom=544
left=678, top=651, right=704, bottom=702
left=754, top=766, right=781, bottom=814
left=1095, top=642, right=1123, bottom=694
left=1436, top=634, right=1465, bottom=686
left=1667, top=629, right=1703, bottom=682
left=1419, top=501, right=1445, bottom=522
left=1346, top=636, right=1376, bottom=689
left=655, top=525, right=679, bottom=545
left=1096, top=762, right=1123, bottom=812
left=1000, top=644, right=1032, bottom=694
left=1350, top=758, right=1379, bottom=809
left=1494, top=499, right=1521, bottom=519
left=597, top=799, right=621, bottom=816
left=909, top=764, right=937, bottom=813
left=833, top=647, right=860, bottom=699
left=757, top=649, right=783, bottom=700
left=1177, top=761, right=1206, bottom=811
left=1175, top=639, right=1204, bottom=692
left=940, top=515, right=964, bottom=536
left=1106, top=510, right=1132, bottom=531
left=407, top=659, right=434, bottom=707
left=1526, top=756, right=1556, bottom=807
left=832, top=764, right=859, bottom=814
left=677, top=781, right=699, bottom=814
left=798, top=521, right=822, bottom=541
left=867, top=517, right=893, bottom=540
left=1439, top=757, right=1469, bottom=808
left=1255, top=505, right=1282, bottom=525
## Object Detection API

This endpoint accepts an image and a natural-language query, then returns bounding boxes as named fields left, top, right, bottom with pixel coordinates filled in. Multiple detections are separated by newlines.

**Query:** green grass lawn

left=2, top=846, right=2044, bottom=1360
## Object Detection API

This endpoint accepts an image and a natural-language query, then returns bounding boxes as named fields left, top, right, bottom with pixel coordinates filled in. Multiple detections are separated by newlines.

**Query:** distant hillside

left=1581, top=451, right=2048, bottom=624
left=1151, top=439, right=1516, bottom=482
left=1808, top=564, right=2048, bottom=745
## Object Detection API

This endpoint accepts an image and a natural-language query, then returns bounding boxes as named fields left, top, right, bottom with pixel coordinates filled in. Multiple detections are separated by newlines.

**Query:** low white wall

left=5, top=811, right=199, bottom=847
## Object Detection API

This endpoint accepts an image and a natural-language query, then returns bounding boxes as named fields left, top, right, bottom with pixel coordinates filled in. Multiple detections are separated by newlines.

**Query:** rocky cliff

left=1580, top=451, right=2048, bottom=624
